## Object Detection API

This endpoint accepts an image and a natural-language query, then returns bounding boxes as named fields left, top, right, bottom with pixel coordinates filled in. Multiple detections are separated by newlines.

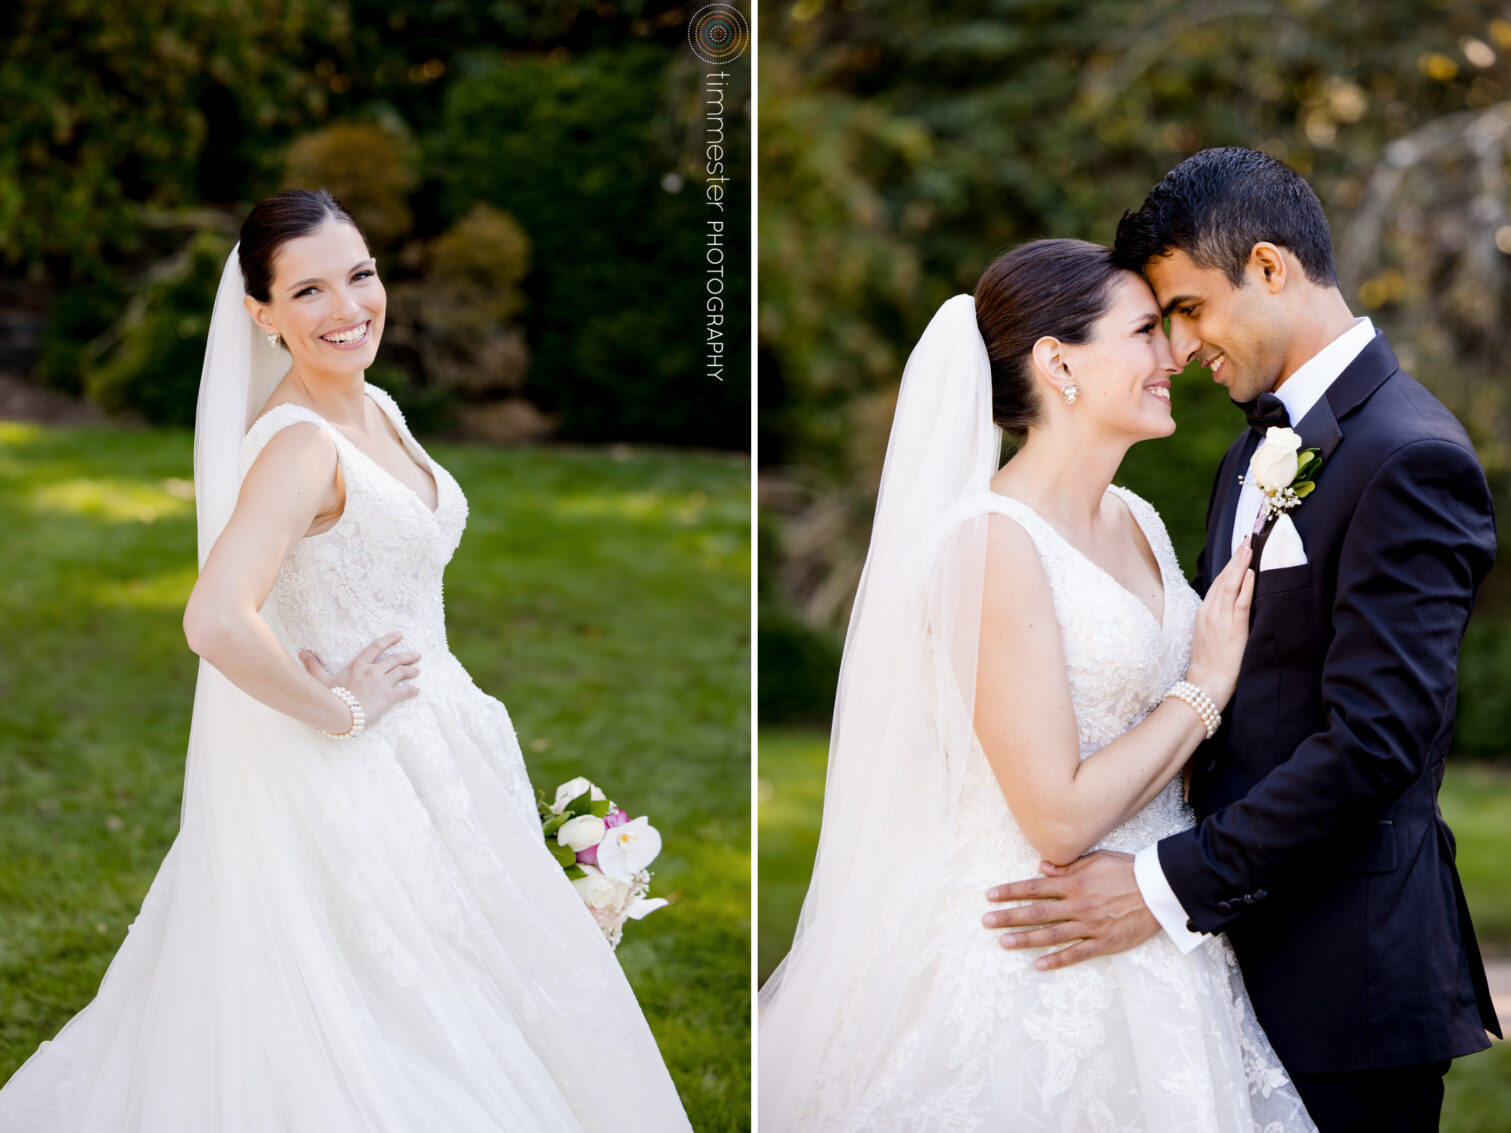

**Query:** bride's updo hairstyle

left=238, top=189, right=366, bottom=303
left=973, top=238, right=1123, bottom=438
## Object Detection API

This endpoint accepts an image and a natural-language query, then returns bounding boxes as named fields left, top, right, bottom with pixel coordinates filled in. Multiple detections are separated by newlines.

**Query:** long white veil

left=180, top=244, right=291, bottom=811
left=758, top=293, right=1002, bottom=1124
left=193, top=243, right=289, bottom=571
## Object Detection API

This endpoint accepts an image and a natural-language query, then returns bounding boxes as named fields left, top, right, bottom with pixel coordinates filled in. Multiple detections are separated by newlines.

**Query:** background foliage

left=757, top=0, right=1511, bottom=748
left=1, top=0, right=749, bottom=447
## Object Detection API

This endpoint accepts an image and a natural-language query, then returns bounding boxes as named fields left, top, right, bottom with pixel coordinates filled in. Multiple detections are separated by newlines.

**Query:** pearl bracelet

left=1165, top=679, right=1221, bottom=740
left=317, top=685, right=366, bottom=740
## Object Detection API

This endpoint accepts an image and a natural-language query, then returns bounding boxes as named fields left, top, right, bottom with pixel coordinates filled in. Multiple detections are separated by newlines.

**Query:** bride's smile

left=1046, top=272, right=1180, bottom=444
left=243, top=220, right=386, bottom=378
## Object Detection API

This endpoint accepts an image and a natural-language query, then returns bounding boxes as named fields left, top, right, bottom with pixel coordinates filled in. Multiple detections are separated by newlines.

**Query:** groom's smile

left=1144, top=247, right=1293, bottom=403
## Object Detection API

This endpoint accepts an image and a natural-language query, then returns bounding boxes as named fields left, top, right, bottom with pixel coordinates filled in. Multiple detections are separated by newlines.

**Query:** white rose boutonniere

left=1243, top=426, right=1322, bottom=523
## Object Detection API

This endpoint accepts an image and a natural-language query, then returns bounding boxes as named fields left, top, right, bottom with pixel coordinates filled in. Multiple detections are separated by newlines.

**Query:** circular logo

left=688, top=4, right=749, bottom=64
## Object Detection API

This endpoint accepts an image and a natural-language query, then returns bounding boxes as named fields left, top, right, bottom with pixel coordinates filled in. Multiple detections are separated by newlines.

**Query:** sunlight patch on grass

left=91, top=564, right=201, bottom=611
left=30, top=478, right=195, bottom=524
left=0, top=422, right=43, bottom=448
left=553, top=489, right=706, bottom=523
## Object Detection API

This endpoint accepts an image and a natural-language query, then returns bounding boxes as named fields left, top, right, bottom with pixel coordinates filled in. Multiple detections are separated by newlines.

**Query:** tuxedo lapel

left=1294, top=394, right=1341, bottom=466
left=1208, top=430, right=1259, bottom=578
left=1239, top=333, right=1399, bottom=570
left=1322, top=331, right=1399, bottom=430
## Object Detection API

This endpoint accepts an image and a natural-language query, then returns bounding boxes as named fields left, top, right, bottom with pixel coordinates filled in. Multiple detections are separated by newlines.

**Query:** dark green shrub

left=435, top=46, right=749, bottom=449
left=1455, top=618, right=1511, bottom=759
left=85, top=232, right=233, bottom=427
left=757, top=512, right=842, bottom=726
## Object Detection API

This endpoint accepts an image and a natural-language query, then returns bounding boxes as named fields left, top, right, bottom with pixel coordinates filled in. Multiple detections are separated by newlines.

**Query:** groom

left=982, top=147, right=1500, bottom=1132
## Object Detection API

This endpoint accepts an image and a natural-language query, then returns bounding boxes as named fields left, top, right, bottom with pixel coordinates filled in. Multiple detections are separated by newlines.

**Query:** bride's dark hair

left=238, top=189, right=366, bottom=302
left=973, top=238, right=1125, bottom=438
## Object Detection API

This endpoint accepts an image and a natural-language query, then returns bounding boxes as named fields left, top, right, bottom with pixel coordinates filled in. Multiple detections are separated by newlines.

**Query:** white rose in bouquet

left=551, top=776, right=607, bottom=814
left=570, top=864, right=623, bottom=910
left=556, top=814, right=608, bottom=852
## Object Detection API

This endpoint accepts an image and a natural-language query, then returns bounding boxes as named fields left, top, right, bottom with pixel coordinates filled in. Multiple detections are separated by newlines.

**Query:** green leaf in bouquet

left=1293, top=481, right=1316, bottom=498
left=549, top=839, right=577, bottom=868
left=564, top=864, right=587, bottom=880
left=589, top=798, right=612, bottom=818
left=561, top=789, right=593, bottom=817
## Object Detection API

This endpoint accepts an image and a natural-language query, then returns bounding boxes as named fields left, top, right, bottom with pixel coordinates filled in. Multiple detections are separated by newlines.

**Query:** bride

left=758, top=238, right=1316, bottom=1131
left=0, top=190, right=692, bottom=1132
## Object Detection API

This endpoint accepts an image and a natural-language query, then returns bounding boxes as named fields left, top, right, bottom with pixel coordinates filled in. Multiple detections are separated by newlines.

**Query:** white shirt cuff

left=1134, top=842, right=1209, bottom=954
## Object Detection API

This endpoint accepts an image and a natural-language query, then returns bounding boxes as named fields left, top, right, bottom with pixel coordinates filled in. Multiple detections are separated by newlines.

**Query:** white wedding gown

left=0, top=384, right=693, bottom=1132
left=801, top=487, right=1314, bottom=1132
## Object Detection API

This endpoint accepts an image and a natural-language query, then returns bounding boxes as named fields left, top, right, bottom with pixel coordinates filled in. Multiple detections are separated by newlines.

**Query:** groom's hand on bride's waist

left=981, top=850, right=1159, bottom=971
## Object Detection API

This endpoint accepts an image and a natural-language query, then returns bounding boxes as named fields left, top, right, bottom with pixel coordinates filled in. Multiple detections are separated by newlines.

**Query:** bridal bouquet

left=539, top=776, right=669, bottom=949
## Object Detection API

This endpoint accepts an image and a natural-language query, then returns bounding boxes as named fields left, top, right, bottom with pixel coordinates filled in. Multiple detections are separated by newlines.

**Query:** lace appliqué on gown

left=799, top=486, right=1314, bottom=1133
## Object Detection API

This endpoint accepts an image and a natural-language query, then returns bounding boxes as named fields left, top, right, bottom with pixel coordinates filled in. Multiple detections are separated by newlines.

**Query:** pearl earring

left=266, top=332, right=283, bottom=349
left=1062, top=383, right=1079, bottom=406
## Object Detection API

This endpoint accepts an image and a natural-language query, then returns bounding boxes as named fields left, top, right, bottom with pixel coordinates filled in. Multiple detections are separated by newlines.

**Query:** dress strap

left=945, top=491, right=1062, bottom=558
left=1107, top=483, right=1181, bottom=579
left=935, top=490, right=1082, bottom=612
left=238, top=404, right=339, bottom=481
left=363, top=383, right=412, bottom=440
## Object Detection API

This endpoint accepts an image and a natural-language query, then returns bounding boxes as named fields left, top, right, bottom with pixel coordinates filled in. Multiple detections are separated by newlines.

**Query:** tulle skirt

left=764, top=756, right=1315, bottom=1133
left=0, top=656, right=691, bottom=1132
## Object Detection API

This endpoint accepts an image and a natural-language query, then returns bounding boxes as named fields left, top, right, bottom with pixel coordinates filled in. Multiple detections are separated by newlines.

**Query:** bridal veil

left=758, top=293, right=1004, bottom=1124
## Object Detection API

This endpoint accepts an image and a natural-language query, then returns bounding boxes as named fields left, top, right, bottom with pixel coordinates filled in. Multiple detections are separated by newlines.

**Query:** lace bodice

left=956, top=484, right=1203, bottom=862
left=238, top=384, right=470, bottom=675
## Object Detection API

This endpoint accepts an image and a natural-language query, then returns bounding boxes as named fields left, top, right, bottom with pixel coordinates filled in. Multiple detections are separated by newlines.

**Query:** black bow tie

left=1235, top=392, right=1290, bottom=434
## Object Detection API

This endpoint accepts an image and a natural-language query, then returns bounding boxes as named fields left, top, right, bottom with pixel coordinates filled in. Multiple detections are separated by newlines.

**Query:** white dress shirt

left=1134, top=316, right=1375, bottom=953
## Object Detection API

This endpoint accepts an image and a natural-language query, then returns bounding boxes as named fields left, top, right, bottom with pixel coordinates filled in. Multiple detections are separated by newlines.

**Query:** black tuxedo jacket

left=1162, top=332, right=1501, bottom=1074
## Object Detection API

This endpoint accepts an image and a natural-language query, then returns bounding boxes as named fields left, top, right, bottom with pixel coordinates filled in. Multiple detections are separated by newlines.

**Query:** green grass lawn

left=0, top=421, right=750, bottom=1130
left=758, top=727, right=1511, bottom=1129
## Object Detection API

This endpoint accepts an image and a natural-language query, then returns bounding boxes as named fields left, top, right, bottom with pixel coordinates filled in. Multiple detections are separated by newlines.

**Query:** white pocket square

left=1259, top=513, right=1307, bottom=571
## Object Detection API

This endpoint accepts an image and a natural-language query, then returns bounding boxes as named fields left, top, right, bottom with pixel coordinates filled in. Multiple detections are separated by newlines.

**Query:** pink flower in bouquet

left=577, top=810, right=630, bottom=867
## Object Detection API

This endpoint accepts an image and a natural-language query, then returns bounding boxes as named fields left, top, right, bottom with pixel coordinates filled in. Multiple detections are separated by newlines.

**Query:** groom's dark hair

left=1112, top=147, right=1339, bottom=288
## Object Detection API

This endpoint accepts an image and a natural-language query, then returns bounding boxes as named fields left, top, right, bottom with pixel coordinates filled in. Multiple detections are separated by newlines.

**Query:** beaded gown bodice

left=238, top=384, right=470, bottom=677
left=954, top=485, right=1202, bottom=866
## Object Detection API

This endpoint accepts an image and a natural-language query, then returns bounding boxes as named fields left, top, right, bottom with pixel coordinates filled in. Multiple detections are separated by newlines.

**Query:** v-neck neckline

left=988, top=485, right=1169, bottom=632
left=345, top=386, right=441, bottom=516
left=253, top=386, right=442, bottom=516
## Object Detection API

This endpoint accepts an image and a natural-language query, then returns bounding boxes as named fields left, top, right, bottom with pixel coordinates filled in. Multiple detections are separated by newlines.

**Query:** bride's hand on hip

left=298, top=630, right=421, bottom=729
left=1185, top=537, right=1255, bottom=711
